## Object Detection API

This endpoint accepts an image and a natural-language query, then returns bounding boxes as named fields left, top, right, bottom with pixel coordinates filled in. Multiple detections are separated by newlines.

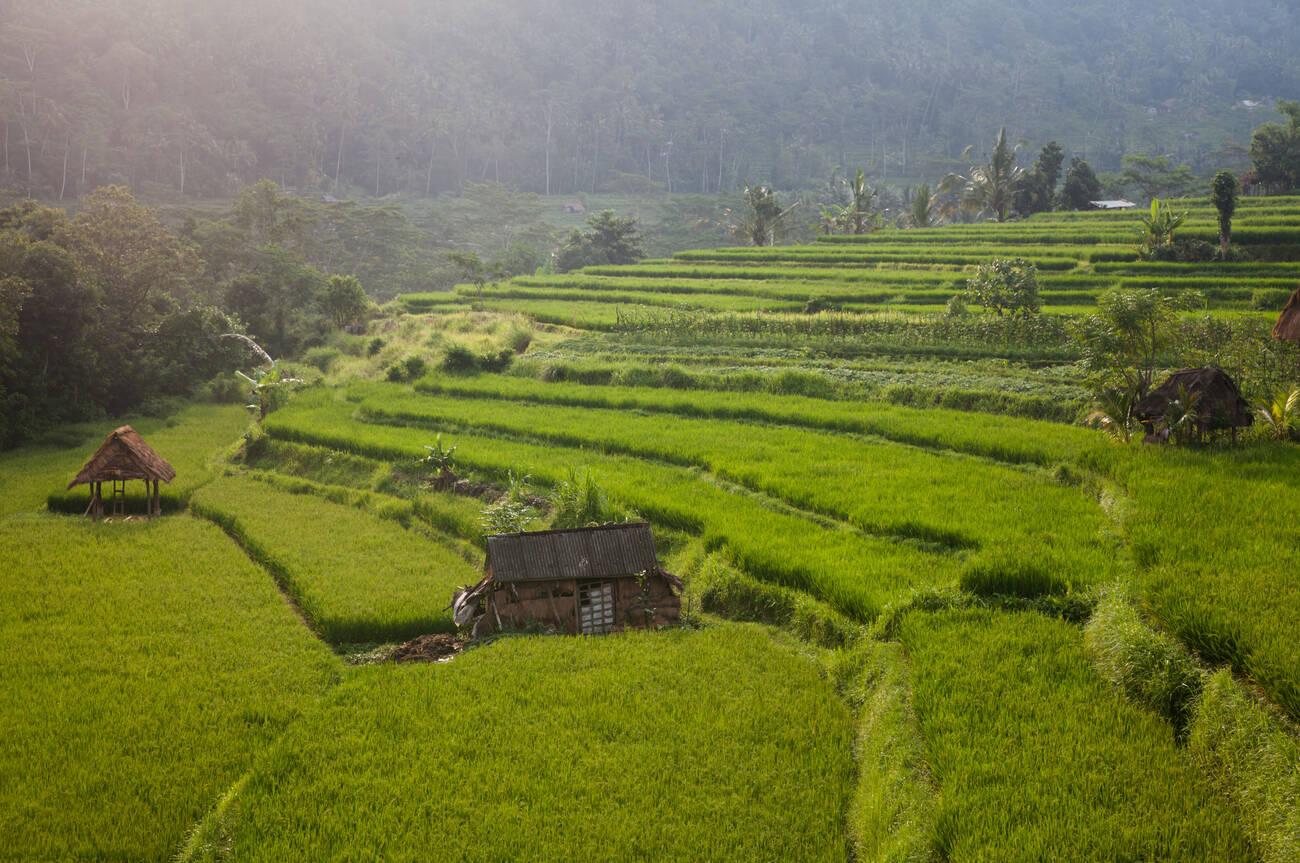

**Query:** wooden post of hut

left=67, top=426, right=176, bottom=519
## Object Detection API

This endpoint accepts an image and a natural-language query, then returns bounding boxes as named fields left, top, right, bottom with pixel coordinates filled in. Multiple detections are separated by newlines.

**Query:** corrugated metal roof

left=486, top=523, right=660, bottom=583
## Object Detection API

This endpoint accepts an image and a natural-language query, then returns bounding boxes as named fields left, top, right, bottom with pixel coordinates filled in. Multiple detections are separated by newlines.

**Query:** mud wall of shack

left=486, top=575, right=681, bottom=634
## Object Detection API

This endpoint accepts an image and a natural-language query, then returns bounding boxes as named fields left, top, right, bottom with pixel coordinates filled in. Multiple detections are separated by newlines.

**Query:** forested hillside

left=1, top=0, right=1296, bottom=200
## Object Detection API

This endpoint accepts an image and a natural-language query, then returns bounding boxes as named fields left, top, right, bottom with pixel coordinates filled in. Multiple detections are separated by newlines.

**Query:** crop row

left=411, top=372, right=1098, bottom=465
left=0, top=515, right=337, bottom=862
left=265, top=393, right=967, bottom=619
left=192, top=474, right=480, bottom=644
left=353, top=383, right=1114, bottom=591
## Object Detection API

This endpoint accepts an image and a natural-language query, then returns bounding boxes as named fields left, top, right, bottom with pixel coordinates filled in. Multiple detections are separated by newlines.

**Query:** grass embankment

left=192, top=474, right=481, bottom=644
left=356, top=383, right=1114, bottom=592
left=182, top=625, right=855, bottom=863
left=0, top=403, right=249, bottom=517
left=0, top=515, right=339, bottom=862
left=1096, top=444, right=1300, bottom=721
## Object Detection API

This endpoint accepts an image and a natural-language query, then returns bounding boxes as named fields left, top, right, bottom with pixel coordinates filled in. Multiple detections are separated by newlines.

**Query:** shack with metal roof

left=453, top=523, right=682, bottom=638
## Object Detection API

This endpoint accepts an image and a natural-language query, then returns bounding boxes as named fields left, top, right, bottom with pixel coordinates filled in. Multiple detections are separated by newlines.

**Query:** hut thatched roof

left=485, top=523, right=660, bottom=584
left=67, top=426, right=177, bottom=489
left=1134, top=367, right=1254, bottom=430
left=1273, top=287, right=1300, bottom=342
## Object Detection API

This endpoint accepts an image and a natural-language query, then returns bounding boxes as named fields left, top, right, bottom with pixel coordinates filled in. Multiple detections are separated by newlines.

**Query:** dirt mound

left=391, top=633, right=463, bottom=664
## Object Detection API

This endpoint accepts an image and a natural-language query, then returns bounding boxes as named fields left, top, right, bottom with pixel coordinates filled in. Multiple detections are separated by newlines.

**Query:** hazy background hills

left=1, top=0, right=1296, bottom=200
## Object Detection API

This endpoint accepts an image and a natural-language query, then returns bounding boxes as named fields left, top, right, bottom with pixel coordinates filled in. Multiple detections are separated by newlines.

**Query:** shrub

left=385, top=356, right=427, bottom=383
left=769, top=370, right=836, bottom=399
left=964, top=258, right=1041, bottom=317
left=440, top=345, right=478, bottom=373
left=302, top=346, right=340, bottom=373
left=478, top=349, right=515, bottom=373
left=366, top=337, right=386, bottom=357
left=1252, top=288, right=1294, bottom=311
left=945, top=294, right=969, bottom=317
left=506, top=323, right=534, bottom=354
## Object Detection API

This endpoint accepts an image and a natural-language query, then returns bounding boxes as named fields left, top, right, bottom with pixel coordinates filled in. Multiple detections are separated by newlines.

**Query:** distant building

left=453, top=523, right=682, bottom=638
left=564, top=199, right=586, bottom=214
left=1090, top=200, right=1138, bottom=210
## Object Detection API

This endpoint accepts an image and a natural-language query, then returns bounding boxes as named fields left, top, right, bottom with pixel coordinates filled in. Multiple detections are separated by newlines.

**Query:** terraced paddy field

left=5, top=195, right=1300, bottom=860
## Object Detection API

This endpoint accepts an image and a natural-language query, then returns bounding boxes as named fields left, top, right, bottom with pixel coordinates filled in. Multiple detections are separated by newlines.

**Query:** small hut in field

left=453, top=523, right=682, bottom=639
left=68, top=426, right=176, bottom=518
left=1134, top=367, right=1253, bottom=442
left=1273, top=287, right=1300, bottom=342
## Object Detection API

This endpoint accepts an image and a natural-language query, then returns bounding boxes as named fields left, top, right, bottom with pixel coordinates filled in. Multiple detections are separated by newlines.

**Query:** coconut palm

left=1257, top=388, right=1300, bottom=441
left=940, top=127, right=1025, bottom=222
left=908, top=182, right=941, bottom=228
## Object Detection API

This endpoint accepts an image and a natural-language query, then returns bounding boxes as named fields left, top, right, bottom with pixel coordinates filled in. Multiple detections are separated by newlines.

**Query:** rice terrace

left=4, top=2, right=1300, bottom=861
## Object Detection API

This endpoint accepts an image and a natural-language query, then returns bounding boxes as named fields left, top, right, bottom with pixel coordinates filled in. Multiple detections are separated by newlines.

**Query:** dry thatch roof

left=1134, top=367, right=1254, bottom=431
left=67, top=426, right=177, bottom=489
left=1274, top=287, right=1300, bottom=342
left=485, top=523, right=660, bottom=584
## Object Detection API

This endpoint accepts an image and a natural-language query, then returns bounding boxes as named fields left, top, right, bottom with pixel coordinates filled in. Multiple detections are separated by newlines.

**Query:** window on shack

left=577, top=581, right=616, bottom=635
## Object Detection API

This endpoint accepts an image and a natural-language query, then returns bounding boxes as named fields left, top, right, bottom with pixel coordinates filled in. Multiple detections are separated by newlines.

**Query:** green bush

left=1252, top=288, right=1294, bottom=311
left=440, top=345, right=478, bottom=373
left=385, top=356, right=427, bottom=383
left=366, top=337, right=386, bottom=357
left=302, top=346, right=340, bottom=373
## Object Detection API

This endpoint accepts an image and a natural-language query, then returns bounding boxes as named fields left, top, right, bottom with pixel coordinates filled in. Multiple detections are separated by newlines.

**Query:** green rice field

left=4, top=193, right=1300, bottom=860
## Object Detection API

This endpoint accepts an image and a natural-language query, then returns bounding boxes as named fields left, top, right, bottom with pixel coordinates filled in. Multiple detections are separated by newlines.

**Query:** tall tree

left=1211, top=171, right=1238, bottom=257
left=1249, top=101, right=1300, bottom=194
left=1061, top=158, right=1103, bottom=210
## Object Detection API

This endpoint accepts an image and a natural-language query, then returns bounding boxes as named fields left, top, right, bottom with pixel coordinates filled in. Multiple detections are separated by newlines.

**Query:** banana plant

left=222, top=333, right=303, bottom=419
left=1137, top=199, right=1188, bottom=257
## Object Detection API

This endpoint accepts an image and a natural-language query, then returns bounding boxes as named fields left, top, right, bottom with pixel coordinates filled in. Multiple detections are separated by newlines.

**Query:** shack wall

left=484, top=574, right=681, bottom=635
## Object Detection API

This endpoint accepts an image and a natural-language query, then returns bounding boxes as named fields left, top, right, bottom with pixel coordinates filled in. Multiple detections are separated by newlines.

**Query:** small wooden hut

left=453, top=523, right=682, bottom=638
left=1273, top=287, right=1300, bottom=342
left=68, top=425, right=176, bottom=518
left=1134, top=367, right=1253, bottom=442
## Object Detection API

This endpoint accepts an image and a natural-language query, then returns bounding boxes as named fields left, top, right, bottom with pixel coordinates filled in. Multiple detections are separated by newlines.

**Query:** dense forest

left=1, top=0, right=1298, bottom=200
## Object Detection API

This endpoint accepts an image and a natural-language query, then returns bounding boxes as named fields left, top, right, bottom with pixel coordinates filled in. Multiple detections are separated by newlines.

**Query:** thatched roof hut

left=1134, top=367, right=1253, bottom=441
left=68, top=425, right=175, bottom=518
left=1273, top=287, right=1300, bottom=342
left=454, top=523, right=682, bottom=638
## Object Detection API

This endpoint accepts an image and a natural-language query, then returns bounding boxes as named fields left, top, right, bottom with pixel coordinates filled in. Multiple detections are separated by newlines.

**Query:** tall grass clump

left=1083, top=589, right=1204, bottom=732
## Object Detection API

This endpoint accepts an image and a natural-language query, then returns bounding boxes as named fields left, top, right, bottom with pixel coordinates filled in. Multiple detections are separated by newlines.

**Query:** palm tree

left=941, top=127, right=1025, bottom=222
left=845, top=169, right=877, bottom=235
left=908, top=182, right=940, bottom=228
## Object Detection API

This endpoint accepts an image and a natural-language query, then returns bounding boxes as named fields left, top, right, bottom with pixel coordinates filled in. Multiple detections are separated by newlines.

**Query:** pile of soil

left=390, top=633, right=463, bottom=664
